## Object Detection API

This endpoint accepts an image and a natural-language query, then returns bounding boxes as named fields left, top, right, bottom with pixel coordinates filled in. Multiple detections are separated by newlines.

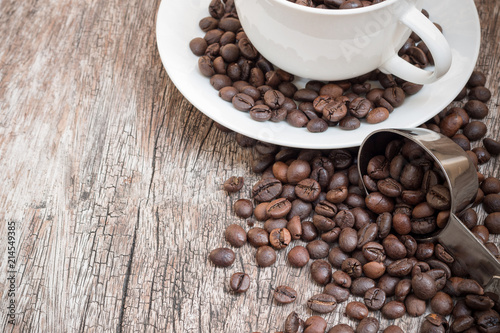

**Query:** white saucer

left=156, top=0, right=480, bottom=149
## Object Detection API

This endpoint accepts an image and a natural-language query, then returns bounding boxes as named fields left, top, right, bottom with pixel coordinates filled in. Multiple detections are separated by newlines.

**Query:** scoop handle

left=438, top=213, right=500, bottom=295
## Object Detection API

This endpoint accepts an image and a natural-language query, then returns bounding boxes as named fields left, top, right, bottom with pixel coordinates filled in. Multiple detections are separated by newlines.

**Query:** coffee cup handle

left=379, top=6, right=452, bottom=85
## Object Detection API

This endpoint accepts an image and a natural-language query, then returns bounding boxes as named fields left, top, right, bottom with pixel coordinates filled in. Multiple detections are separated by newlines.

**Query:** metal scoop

left=358, top=128, right=500, bottom=295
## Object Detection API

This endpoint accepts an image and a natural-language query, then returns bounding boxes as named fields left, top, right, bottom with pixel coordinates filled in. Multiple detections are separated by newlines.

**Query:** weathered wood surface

left=0, top=0, right=499, bottom=332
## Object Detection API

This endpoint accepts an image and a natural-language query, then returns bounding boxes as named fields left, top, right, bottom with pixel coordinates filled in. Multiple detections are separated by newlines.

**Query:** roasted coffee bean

left=225, top=224, right=247, bottom=247
left=307, top=239, right=330, bottom=259
left=286, top=216, right=301, bottom=240
left=405, top=294, right=426, bottom=317
left=235, top=133, right=256, bottom=147
left=468, top=71, right=487, bottom=87
left=255, top=245, right=276, bottom=267
left=313, top=214, right=336, bottom=232
left=209, top=247, right=235, bottom=267
left=485, top=212, right=500, bottom=234
left=362, top=242, right=386, bottom=262
left=304, top=316, right=327, bottom=333
left=327, top=186, right=349, bottom=204
left=363, top=261, right=386, bottom=279
left=264, top=218, right=288, bottom=233
left=464, top=121, right=488, bottom=141
left=219, top=86, right=239, bottom=101
left=481, top=177, right=500, bottom=195
left=484, top=194, right=500, bottom=213
left=416, top=242, right=434, bottom=260
left=465, top=294, right=495, bottom=311
left=357, top=223, right=378, bottom=248
left=287, top=160, right=311, bottom=184
left=234, top=198, right=253, bottom=218
left=285, top=311, right=305, bottom=333
left=307, top=118, right=329, bottom=133
left=269, top=228, right=291, bottom=249
left=434, top=244, right=454, bottom=264
left=475, top=309, right=500, bottom=332
left=451, top=315, right=475, bottom=333
left=364, top=287, right=386, bottom=311
left=356, top=317, right=379, bottom=333
left=339, top=227, right=358, bottom=253
left=426, top=185, right=451, bottom=210
left=473, top=146, right=491, bottom=164
left=247, top=227, right=269, bottom=247
left=383, top=326, right=404, bottom=333
left=249, top=105, right=272, bottom=122
left=323, top=98, right=347, bottom=122
left=307, top=293, right=337, bottom=313
left=365, top=192, right=394, bottom=214
left=328, top=323, right=354, bottom=333
left=383, top=87, right=405, bottom=107
left=296, top=178, right=321, bottom=202
left=334, top=210, right=354, bottom=229
left=324, top=283, right=350, bottom=303
left=251, top=153, right=274, bottom=173
left=288, top=199, right=312, bottom=221
left=395, top=279, right=412, bottom=302
left=464, top=100, right=489, bottom=119
left=266, top=198, right=291, bottom=219
left=381, top=301, right=406, bottom=319
left=383, top=234, right=407, bottom=260
left=190, top=37, right=208, bottom=56
left=387, top=258, right=413, bottom=277
left=311, top=260, right=332, bottom=285
left=230, top=272, right=250, bottom=293
left=293, top=88, right=319, bottom=102
left=315, top=200, right=338, bottom=218
left=331, top=270, right=351, bottom=288
left=223, top=176, right=244, bottom=193
left=430, top=291, right=454, bottom=316
left=329, top=247, right=349, bottom=268
left=252, top=178, right=282, bottom=202
left=274, top=285, right=297, bottom=304
left=351, top=277, right=376, bottom=297
left=301, top=221, right=319, bottom=241
left=199, top=16, right=219, bottom=32
left=288, top=245, right=310, bottom=268
left=346, top=301, right=369, bottom=320
left=420, top=314, right=448, bottom=333
left=391, top=213, right=411, bottom=235
left=469, top=86, right=492, bottom=102
left=377, top=274, right=400, bottom=297
left=377, top=178, right=403, bottom=198
left=484, top=138, right=500, bottom=156
left=366, top=107, right=389, bottom=124
left=412, top=272, right=437, bottom=300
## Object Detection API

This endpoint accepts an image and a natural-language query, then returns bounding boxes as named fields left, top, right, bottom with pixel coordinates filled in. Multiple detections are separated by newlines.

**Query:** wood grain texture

left=0, top=0, right=499, bottom=332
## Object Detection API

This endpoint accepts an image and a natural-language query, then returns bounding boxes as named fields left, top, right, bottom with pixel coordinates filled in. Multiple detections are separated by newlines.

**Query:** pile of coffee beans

left=189, top=0, right=439, bottom=133
left=208, top=69, right=500, bottom=332
left=363, top=139, right=454, bottom=236
left=287, top=0, right=385, bottom=10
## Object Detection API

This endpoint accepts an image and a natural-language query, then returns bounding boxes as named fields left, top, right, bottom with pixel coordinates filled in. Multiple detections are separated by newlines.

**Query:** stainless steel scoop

left=358, top=128, right=500, bottom=295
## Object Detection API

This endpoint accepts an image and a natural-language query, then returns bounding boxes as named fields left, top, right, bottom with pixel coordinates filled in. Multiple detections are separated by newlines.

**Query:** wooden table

left=1, top=0, right=499, bottom=332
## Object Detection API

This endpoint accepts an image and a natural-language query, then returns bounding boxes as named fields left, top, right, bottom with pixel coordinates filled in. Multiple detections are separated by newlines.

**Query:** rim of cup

left=268, top=0, right=399, bottom=15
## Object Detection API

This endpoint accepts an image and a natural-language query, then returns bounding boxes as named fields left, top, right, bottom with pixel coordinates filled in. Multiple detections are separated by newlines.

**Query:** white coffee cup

left=233, top=0, right=452, bottom=84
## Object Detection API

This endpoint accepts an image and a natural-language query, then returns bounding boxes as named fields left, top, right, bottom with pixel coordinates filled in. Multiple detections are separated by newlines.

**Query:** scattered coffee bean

left=230, top=272, right=250, bottom=293
left=274, top=285, right=297, bottom=304
left=209, top=248, right=235, bottom=267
